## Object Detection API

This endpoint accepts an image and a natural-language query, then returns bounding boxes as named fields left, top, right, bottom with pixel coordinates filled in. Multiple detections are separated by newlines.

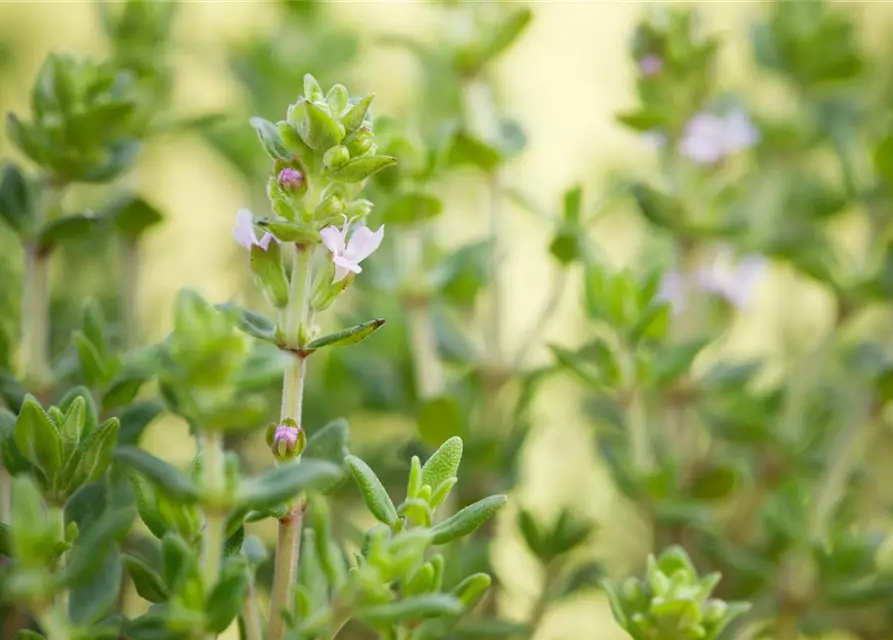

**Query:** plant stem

left=21, top=244, right=50, bottom=387
left=403, top=230, right=445, bottom=399
left=268, top=244, right=313, bottom=640
left=268, top=507, right=303, bottom=640
left=512, top=267, right=565, bottom=370
left=486, top=171, right=504, bottom=369
left=37, top=607, right=69, bottom=640
left=20, top=181, right=63, bottom=391
left=200, top=432, right=226, bottom=597
left=242, top=580, right=264, bottom=640
left=118, top=237, right=140, bottom=349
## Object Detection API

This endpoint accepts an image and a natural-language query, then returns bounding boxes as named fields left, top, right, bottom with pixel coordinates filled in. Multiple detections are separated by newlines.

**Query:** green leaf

left=73, top=330, right=110, bottom=387
left=118, top=400, right=165, bottom=446
left=217, top=303, right=277, bottom=343
left=236, top=459, right=343, bottom=510
left=289, top=99, right=343, bottom=150
left=60, top=417, right=119, bottom=496
left=430, top=495, right=507, bottom=545
left=382, top=191, right=443, bottom=225
left=555, top=561, right=602, bottom=599
left=341, top=94, right=375, bottom=135
left=326, top=155, right=397, bottom=183
left=114, top=447, right=199, bottom=502
left=250, top=116, right=290, bottom=160
left=417, top=396, right=464, bottom=448
left=106, top=195, right=164, bottom=238
left=69, top=548, right=122, bottom=625
left=14, top=395, right=62, bottom=480
left=453, top=573, right=491, bottom=609
left=37, top=214, right=102, bottom=253
left=6, top=114, right=44, bottom=166
left=10, top=476, right=56, bottom=566
left=123, top=553, right=170, bottom=603
left=478, top=7, right=532, bottom=67
left=359, top=594, right=463, bottom=625
left=631, top=183, right=683, bottom=231
left=61, top=504, right=135, bottom=586
left=0, top=162, right=33, bottom=234
left=102, top=375, right=148, bottom=410
left=345, top=454, right=399, bottom=527
left=305, top=418, right=350, bottom=466
left=304, top=319, right=386, bottom=352
left=250, top=239, right=289, bottom=308
left=446, top=131, right=501, bottom=171
left=690, top=463, right=740, bottom=501
left=205, top=559, right=250, bottom=633
left=420, top=436, right=463, bottom=491
left=255, top=218, right=320, bottom=245
left=518, top=510, right=546, bottom=559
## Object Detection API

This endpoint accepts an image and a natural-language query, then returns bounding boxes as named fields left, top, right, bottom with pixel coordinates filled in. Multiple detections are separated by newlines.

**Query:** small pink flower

left=320, top=219, right=385, bottom=283
left=278, top=167, right=305, bottom=191
left=233, top=209, right=274, bottom=251
left=639, top=54, right=663, bottom=77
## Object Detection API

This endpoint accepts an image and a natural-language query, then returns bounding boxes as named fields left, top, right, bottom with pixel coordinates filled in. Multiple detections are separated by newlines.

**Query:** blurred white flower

left=233, top=209, right=273, bottom=251
left=320, top=219, right=385, bottom=283
left=642, top=129, right=668, bottom=150
left=657, top=249, right=767, bottom=312
left=678, top=108, right=759, bottom=165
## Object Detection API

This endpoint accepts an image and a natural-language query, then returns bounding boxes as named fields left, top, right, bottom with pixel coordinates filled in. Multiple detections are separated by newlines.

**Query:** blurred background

left=5, top=1, right=893, bottom=639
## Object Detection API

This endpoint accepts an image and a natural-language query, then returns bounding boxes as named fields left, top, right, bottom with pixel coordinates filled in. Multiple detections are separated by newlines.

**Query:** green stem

left=268, top=244, right=313, bottom=640
left=486, top=171, right=504, bottom=369
left=526, top=567, right=554, bottom=639
left=511, top=267, right=565, bottom=370
left=242, top=580, right=264, bottom=640
left=403, top=230, right=445, bottom=399
left=267, top=507, right=303, bottom=640
left=37, top=608, right=69, bottom=640
left=21, top=243, right=50, bottom=387
left=20, top=181, right=63, bottom=391
left=200, top=432, right=226, bottom=596
left=118, top=237, right=140, bottom=349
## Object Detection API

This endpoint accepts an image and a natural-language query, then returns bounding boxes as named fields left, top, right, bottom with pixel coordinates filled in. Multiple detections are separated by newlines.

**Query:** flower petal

left=332, top=256, right=361, bottom=283
left=233, top=209, right=258, bottom=249
left=344, top=225, right=385, bottom=263
left=257, top=232, right=274, bottom=251
left=320, top=225, right=347, bottom=255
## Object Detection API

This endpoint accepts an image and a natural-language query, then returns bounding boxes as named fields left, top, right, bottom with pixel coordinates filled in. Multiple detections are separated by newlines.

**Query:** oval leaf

left=345, top=455, right=398, bottom=527
left=236, top=459, right=343, bottom=510
left=114, top=447, right=199, bottom=502
left=430, top=495, right=507, bottom=545
left=304, top=319, right=386, bottom=352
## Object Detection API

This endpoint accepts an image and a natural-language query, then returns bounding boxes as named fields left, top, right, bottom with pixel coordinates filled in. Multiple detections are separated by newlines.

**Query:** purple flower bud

left=638, top=54, right=663, bottom=77
left=278, top=167, right=305, bottom=191
left=266, top=421, right=305, bottom=461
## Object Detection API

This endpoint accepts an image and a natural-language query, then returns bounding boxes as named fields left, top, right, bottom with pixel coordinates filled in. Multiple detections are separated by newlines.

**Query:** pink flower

left=278, top=167, right=305, bottom=191
left=320, top=219, right=385, bottom=283
left=233, top=209, right=274, bottom=251
left=639, top=55, right=663, bottom=77
left=657, top=249, right=767, bottom=313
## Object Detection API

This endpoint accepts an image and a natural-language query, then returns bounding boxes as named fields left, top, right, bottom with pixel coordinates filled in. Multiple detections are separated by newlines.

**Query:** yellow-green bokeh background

left=4, top=2, right=893, bottom=638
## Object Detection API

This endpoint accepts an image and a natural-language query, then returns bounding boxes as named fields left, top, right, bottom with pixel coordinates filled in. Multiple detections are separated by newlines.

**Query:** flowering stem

left=268, top=507, right=303, bottom=640
left=268, top=243, right=314, bottom=640
left=118, top=237, right=140, bottom=349
left=200, top=432, right=226, bottom=600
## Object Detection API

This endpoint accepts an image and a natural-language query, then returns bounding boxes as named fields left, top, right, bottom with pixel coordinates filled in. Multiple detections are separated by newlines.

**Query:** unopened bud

left=265, top=419, right=306, bottom=461
left=345, top=127, right=375, bottom=156
left=323, top=145, right=350, bottom=171
left=278, top=167, right=305, bottom=192
left=344, top=198, right=373, bottom=220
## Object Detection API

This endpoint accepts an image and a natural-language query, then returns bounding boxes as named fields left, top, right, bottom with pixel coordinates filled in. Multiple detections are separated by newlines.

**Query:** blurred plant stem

left=403, top=229, right=445, bottom=399
left=243, top=580, right=263, bottom=640
left=20, top=180, right=65, bottom=394
left=525, top=565, right=556, bottom=640
left=268, top=243, right=313, bottom=640
left=511, top=267, right=565, bottom=370
left=200, top=432, right=226, bottom=616
left=118, top=237, right=140, bottom=349
left=37, top=608, right=69, bottom=640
